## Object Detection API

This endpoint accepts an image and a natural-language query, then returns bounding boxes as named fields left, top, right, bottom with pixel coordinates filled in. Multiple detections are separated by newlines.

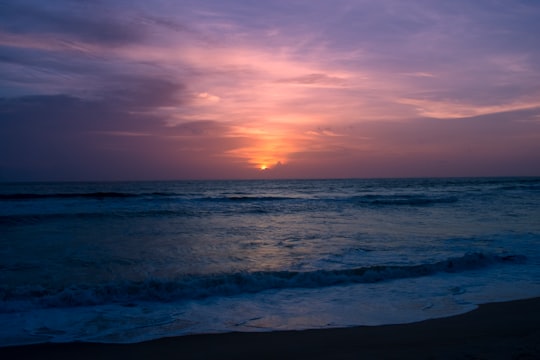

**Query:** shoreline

left=1, top=297, right=538, bottom=359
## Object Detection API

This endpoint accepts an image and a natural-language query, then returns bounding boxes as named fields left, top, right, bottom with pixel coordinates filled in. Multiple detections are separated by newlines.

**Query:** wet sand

left=1, top=297, right=538, bottom=359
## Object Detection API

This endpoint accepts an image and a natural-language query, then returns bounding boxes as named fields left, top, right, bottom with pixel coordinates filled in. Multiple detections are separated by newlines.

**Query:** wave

left=0, top=253, right=525, bottom=312
left=224, top=196, right=294, bottom=202
left=0, top=192, right=139, bottom=200
left=496, top=184, right=540, bottom=191
left=0, top=189, right=459, bottom=206
left=0, top=209, right=198, bottom=225
left=352, top=194, right=459, bottom=206
left=197, top=193, right=458, bottom=206
left=0, top=191, right=300, bottom=202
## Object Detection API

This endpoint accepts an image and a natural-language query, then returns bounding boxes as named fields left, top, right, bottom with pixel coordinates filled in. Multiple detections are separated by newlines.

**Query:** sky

left=1, top=0, right=539, bottom=181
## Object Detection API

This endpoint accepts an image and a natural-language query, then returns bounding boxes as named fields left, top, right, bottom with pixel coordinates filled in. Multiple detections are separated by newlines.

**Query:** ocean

left=0, top=177, right=539, bottom=346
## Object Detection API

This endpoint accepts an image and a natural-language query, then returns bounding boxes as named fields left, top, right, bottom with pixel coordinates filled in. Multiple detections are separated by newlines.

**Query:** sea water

left=0, top=177, right=539, bottom=346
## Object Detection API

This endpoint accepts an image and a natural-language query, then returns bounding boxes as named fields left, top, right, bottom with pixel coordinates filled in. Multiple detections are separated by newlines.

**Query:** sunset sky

left=1, top=0, right=539, bottom=181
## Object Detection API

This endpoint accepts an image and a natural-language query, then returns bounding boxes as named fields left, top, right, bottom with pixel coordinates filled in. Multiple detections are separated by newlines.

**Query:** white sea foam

left=1, top=262, right=538, bottom=346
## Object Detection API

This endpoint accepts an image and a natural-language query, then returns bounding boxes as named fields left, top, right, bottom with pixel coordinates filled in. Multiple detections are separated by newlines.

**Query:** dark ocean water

left=0, top=177, right=539, bottom=345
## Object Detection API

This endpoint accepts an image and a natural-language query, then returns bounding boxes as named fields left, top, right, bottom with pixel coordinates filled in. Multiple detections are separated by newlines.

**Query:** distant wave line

left=0, top=192, right=140, bottom=200
left=1, top=191, right=458, bottom=204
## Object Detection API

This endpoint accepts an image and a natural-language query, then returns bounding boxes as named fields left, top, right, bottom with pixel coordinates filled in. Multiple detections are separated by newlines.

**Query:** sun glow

left=224, top=123, right=304, bottom=173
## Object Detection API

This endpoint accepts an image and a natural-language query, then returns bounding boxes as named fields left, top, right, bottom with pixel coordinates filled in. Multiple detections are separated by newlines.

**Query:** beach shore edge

left=1, top=297, right=539, bottom=359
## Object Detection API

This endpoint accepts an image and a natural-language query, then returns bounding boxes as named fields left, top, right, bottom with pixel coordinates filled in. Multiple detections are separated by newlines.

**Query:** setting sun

left=224, top=126, right=300, bottom=174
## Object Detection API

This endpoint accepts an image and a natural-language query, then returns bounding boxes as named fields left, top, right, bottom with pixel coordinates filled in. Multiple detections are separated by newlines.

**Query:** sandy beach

left=1, top=297, right=538, bottom=359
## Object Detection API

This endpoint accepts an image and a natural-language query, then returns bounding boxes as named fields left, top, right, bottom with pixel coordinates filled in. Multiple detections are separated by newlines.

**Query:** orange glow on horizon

left=227, top=141, right=292, bottom=172
left=223, top=122, right=307, bottom=172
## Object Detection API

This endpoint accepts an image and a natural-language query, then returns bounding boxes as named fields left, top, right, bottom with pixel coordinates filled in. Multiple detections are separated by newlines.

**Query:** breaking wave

left=0, top=253, right=525, bottom=312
